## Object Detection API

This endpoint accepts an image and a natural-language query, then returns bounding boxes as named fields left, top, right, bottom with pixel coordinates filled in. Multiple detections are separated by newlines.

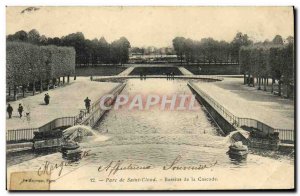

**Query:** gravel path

left=194, top=78, right=294, bottom=129
left=6, top=77, right=118, bottom=130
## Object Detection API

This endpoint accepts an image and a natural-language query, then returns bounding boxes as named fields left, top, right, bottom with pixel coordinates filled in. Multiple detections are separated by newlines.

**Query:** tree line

left=239, top=35, right=294, bottom=98
left=130, top=46, right=175, bottom=55
left=7, top=29, right=131, bottom=66
left=172, top=32, right=294, bottom=97
left=7, top=41, right=75, bottom=99
left=172, top=32, right=253, bottom=64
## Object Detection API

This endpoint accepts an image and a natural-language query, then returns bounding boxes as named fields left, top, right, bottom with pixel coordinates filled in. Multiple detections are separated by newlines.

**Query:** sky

left=6, top=6, right=294, bottom=47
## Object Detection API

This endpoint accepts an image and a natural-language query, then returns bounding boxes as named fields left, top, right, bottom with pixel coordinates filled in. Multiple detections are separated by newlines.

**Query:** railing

left=188, top=81, right=294, bottom=144
left=39, top=117, right=76, bottom=132
left=80, top=83, right=127, bottom=127
left=92, top=75, right=224, bottom=81
left=6, top=83, right=126, bottom=143
left=6, top=117, right=76, bottom=143
left=74, top=82, right=126, bottom=126
left=274, top=129, right=294, bottom=144
left=6, top=128, right=38, bottom=143
left=237, top=118, right=275, bottom=135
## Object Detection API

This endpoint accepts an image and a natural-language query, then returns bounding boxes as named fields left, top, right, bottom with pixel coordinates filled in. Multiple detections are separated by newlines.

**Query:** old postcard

left=6, top=6, right=295, bottom=191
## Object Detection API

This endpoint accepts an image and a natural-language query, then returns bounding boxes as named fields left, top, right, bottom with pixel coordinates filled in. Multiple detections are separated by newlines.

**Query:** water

left=63, top=125, right=98, bottom=138
left=63, top=124, right=110, bottom=143
left=85, top=79, right=293, bottom=169
left=8, top=79, right=293, bottom=171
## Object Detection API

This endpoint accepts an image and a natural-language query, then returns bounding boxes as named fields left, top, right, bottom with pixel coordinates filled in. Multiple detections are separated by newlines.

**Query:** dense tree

left=39, top=35, right=48, bottom=45
left=60, top=32, right=87, bottom=65
left=239, top=46, right=251, bottom=84
left=269, top=44, right=293, bottom=97
left=172, top=37, right=186, bottom=64
left=172, top=32, right=252, bottom=65
left=130, top=47, right=145, bottom=54
left=28, top=29, right=41, bottom=45
left=283, top=43, right=294, bottom=97
left=7, top=30, right=131, bottom=66
left=230, top=32, right=253, bottom=63
left=183, top=38, right=194, bottom=64
left=98, top=37, right=110, bottom=64
left=286, top=36, right=294, bottom=45
left=110, top=37, right=131, bottom=65
left=218, top=41, right=231, bottom=63
left=47, top=37, right=62, bottom=46
left=7, top=30, right=28, bottom=42
left=201, top=38, right=219, bottom=63
left=272, top=35, right=284, bottom=45
left=119, top=37, right=131, bottom=64
left=240, top=35, right=294, bottom=98
left=7, top=41, right=75, bottom=99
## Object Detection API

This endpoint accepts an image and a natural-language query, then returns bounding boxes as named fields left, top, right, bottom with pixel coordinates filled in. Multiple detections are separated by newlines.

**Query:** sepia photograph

left=5, top=6, right=295, bottom=191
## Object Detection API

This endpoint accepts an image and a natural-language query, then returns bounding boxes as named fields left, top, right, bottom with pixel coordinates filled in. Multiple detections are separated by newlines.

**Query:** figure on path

left=44, top=94, right=47, bottom=104
left=44, top=93, right=50, bottom=105
left=84, top=97, right=91, bottom=113
left=7, top=104, right=13, bottom=119
left=18, top=103, right=23, bottom=118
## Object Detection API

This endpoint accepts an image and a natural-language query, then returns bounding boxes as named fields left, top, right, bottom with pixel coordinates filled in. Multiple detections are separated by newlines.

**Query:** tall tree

left=230, top=32, right=253, bottom=63
left=119, top=37, right=131, bottom=64
left=39, top=35, right=48, bottom=45
left=272, top=35, right=284, bottom=45
left=172, top=37, right=186, bottom=64
left=286, top=36, right=294, bottom=45
left=61, top=32, right=87, bottom=66
left=28, top=29, right=41, bottom=45
left=183, top=38, right=194, bottom=64
left=7, top=30, right=28, bottom=42
left=110, top=37, right=131, bottom=65
left=47, top=37, right=61, bottom=46
left=98, top=37, right=110, bottom=64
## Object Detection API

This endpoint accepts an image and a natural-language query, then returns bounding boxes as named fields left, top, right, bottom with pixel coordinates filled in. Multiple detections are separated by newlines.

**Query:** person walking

left=18, top=103, right=23, bottom=118
left=84, top=97, right=91, bottom=113
left=7, top=104, right=13, bottom=119
left=45, top=93, right=50, bottom=105
left=44, top=94, right=47, bottom=104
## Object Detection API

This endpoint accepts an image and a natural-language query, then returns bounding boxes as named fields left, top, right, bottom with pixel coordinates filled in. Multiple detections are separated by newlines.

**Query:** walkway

left=6, top=77, right=119, bottom=130
left=119, top=65, right=195, bottom=76
left=118, top=67, right=135, bottom=76
left=178, top=66, right=194, bottom=75
left=93, top=75, right=223, bottom=81
left=194, top=77, right=294, bottom=129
